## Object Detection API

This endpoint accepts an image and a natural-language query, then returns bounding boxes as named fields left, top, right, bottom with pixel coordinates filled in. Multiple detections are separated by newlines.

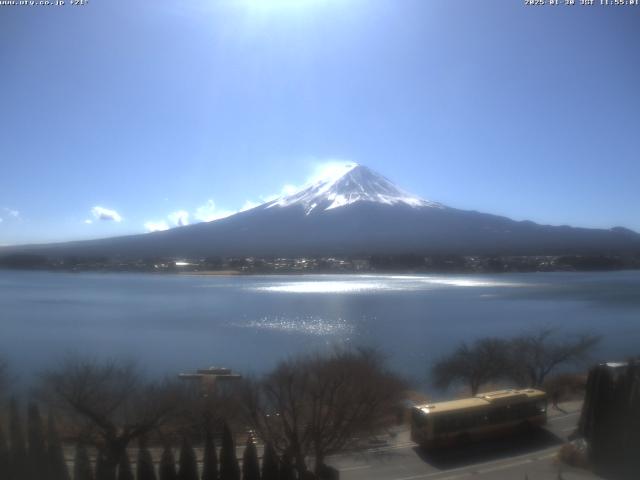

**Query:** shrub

left=158, top=446, right=177, bottom=480
left=117, top=452, right=134, bottom=480
left=178, top=437, right=198, bottom=480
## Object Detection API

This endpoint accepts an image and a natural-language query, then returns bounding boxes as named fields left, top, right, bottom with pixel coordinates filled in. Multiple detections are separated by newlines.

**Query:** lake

left=1, top=270, right=639, bottom=391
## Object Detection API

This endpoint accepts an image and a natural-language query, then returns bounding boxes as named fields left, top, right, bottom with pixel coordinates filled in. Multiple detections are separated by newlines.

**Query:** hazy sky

left=1, top=0, right=639, bottom=245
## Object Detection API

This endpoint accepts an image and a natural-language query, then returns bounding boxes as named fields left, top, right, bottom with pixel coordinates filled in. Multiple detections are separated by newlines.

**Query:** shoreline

left=1, top=266, right=640, bottom=276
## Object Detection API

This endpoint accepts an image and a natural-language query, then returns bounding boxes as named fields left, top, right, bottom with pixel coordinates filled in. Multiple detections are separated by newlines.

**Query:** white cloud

left=240, top=200, right=260, bottom=212
left=84, top=219, right=93, bottom=224
left=194, top=199, right=235, bottom=222
left=252, top=159, right=356, bottom=205
left=1, top=208, right=20, bottom=223
left=257, top=184, right=299, bottom=205
left=91, top=206, right=122, bottom=222
left=260, top=193, right=279, bottom=203
left=144, top=160, right=356, bottom=231
left=220, top=159, right=357, bottom=218
left=144, top=220, right=170, bottom=232
left=168, top=210, right=190, bottom=227
left=4, top=208, right=19, bottom=218
left=306, top=160, right=356, bottom=185
left=281, top=184, right=299, bottom=196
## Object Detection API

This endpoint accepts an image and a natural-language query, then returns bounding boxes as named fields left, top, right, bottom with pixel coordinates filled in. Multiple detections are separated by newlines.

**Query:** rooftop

left=415, top=388, right=546, bottom=415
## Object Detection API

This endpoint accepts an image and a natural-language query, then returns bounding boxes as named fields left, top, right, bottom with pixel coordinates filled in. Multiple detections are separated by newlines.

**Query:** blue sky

left=1, top=0, right=638, bottom=245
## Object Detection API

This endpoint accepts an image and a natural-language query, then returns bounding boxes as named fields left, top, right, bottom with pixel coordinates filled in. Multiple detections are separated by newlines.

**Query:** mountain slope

left=2, top=165, right=639, bottom=259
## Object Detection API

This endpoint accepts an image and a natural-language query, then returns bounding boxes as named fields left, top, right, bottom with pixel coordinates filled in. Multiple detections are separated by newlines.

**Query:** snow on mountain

left=265, top=164, right=443, bottom=214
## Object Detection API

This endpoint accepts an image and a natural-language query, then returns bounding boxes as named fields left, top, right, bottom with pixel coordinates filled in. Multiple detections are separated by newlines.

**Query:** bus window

left=488, top=406, right=510, bottom=423
left=432, top=416, right=446, bottom=434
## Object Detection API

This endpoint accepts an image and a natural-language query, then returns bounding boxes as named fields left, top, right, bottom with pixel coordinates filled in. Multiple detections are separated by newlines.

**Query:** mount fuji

left=3, top=164, right=640, bottom=259
left=264, top=164, right=443, bottom=214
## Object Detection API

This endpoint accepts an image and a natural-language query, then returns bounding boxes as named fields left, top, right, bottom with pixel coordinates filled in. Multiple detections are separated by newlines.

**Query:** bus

left=410, top=388, right=547, bottom=449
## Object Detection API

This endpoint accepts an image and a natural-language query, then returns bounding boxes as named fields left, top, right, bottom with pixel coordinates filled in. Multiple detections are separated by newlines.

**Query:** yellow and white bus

left=410, top=389, right=547, bottom=449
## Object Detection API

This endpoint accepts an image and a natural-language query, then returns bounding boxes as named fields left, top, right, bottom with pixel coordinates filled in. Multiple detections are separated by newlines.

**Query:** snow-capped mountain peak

left=266, top=164, right=443, bottom=215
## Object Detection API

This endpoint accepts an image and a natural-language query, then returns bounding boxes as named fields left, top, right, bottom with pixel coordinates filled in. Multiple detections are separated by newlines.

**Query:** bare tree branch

left=39, top=356, right=185, bottom=480
left=509, top=329, right=601, bottom=387
left=242, top=348, right=407, bottom=476
left=431, top=338, right=511, bottom=395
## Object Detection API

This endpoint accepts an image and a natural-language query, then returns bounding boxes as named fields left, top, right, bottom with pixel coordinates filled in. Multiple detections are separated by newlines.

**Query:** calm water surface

left=1, top=270, right=639, bottom=388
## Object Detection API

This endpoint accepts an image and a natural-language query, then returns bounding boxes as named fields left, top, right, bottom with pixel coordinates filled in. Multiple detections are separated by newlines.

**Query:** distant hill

left=2, top=165, right=639, bottom=260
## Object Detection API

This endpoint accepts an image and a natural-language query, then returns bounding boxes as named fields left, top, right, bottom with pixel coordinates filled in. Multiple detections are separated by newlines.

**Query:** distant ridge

left=2, top=165, right=639, bottom=259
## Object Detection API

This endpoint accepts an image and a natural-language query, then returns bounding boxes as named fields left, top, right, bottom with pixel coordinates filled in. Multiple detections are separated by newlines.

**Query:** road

left=329, top=401, right=600, bottom=480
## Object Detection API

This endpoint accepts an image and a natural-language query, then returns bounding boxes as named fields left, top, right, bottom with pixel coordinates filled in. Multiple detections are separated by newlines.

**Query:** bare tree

left=242, top=348, right=407, bottom=476
left=508, top=329, right=601, bottom=387
left=159, top=377, right=242, bottom=447
left=39, top=356, right=184, bottom=480
left=432, top=338, right=511, bottom=396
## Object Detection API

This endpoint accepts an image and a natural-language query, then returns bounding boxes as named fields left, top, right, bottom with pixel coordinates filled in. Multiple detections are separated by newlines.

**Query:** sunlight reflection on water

left=418, top=277, right=525, bottom=287
left=255, top=281, right=384, bottom=293
left=253, top=276, right=526, bottom=293
left=234, top=315, right=354, bottom=336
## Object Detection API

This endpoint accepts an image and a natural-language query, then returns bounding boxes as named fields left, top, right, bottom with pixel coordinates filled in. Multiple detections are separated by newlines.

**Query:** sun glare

left=308, top=161, right=357, bottom=185
left=242, top=0, right=329, bottom=12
